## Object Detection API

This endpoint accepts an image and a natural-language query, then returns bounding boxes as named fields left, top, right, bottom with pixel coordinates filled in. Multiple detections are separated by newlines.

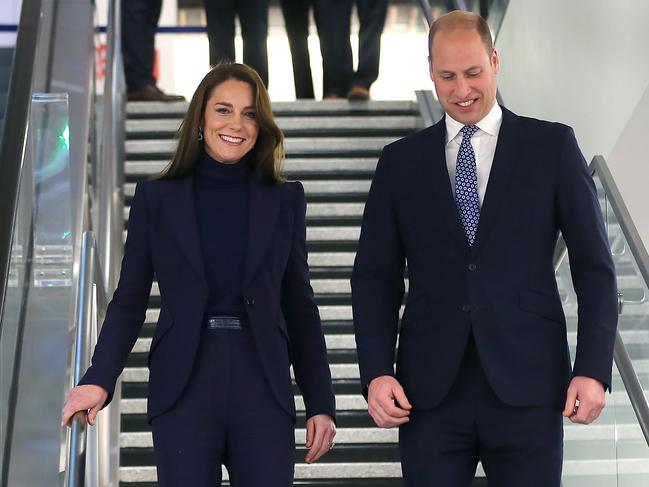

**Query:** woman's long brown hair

left=157, top=63, right=284, bottom=184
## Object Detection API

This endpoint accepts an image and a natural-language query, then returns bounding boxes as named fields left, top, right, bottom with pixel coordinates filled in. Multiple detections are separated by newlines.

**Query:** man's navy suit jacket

left=352, top=107, right=618, bottom=410
left=80, top=174, right=335, bottom=423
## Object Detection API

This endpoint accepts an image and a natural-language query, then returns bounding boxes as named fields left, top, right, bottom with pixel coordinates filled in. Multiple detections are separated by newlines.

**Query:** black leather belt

left=205, top=315, right=245, bottom=330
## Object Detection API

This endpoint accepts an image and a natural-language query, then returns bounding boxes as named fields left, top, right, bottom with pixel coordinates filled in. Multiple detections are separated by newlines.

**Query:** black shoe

left=127, top=84, right=185, bottom=102
left=347, top=85, right=370, bottom=101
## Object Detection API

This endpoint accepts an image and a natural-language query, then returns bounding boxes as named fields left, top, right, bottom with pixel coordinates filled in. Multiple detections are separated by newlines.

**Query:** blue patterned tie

left=455, top=125, right=480, bottom=246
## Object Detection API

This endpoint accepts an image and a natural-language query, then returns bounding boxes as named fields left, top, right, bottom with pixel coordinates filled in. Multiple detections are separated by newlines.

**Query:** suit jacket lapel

left=162, top=176, right=207, bottom=286
left=471, top=107, right=520, bottom=255
left=423, top=120, right=471, bottom=254
left=243, top=176, right=280, bottom=286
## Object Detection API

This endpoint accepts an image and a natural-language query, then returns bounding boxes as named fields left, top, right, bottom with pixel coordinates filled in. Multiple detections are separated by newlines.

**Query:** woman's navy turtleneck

left=193, top=151, right=250, bottom=316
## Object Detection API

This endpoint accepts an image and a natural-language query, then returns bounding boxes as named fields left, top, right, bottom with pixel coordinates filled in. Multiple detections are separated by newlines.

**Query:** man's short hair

left=428, top=10, right=493, bottom=59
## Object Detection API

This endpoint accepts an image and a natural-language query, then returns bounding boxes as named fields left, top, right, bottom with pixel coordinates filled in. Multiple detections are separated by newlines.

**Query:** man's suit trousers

left=399, top=334, right=563, bottom=487
left=122, top=0, right=162, bottom=92
left=280, top=0, right=315, bottom=99
left=315, top=0, right=388, bottom=96
left=203, top=0, right=270, bottom=86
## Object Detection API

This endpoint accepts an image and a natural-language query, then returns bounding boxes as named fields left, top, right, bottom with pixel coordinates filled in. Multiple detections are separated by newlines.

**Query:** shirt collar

left=445, top=102, right=503, bottom=145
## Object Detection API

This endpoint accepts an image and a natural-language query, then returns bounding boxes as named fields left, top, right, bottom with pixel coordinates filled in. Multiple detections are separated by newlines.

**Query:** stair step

left=126, top=116, right=422, bottom=138
left=126, top=158, right=378, bottom=179
left=123, top=179, right=372, bottom=198
left=126, top=137, right=394, bottom=159
left=120, top=444, right=401, bottom=466
left=126, top=100, right=421, bottom=118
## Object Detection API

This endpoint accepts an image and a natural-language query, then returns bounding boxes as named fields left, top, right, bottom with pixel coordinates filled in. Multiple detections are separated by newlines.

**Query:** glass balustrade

left=558, top=172, right=649, bottom=487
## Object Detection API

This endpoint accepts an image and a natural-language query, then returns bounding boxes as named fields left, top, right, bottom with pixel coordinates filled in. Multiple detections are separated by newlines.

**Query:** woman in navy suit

left=61, top=63, right=336, bottom=486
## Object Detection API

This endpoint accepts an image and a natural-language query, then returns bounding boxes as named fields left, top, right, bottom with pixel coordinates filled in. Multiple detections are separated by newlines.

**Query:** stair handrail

left=63, top=0, right=124, bottom=483
left=64, top=232, right=107, bottom=487
left=96, top=0, right=126, bottom=297
left=592, top=155, right=649, bottom=292
left=412, top=0, right=433, bottom=28
left=554, top=155, right=649, bottom=447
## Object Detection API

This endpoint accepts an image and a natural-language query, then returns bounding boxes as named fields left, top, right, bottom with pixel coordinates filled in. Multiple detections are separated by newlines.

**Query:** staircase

left=118, top=99, right=426, bottom=486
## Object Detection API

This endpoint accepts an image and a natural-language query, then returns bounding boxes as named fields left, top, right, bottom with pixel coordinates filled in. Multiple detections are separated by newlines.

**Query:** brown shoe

left=347, top=85, right=370, bottom=101
left=127, top=84, right=185, bottom=102
left=323, top=93, right=344, bottom=100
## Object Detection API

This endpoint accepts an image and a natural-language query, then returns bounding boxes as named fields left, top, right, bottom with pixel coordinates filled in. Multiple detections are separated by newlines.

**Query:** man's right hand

left=60, top=384, right=108, bottom=427
left=367, top=375, right=412, bottom=428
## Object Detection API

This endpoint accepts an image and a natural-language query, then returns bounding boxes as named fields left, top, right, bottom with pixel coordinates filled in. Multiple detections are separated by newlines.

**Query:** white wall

left=607, top=86, right=649, bottom=258
left=0, top=0, right=21, bottom=46
left=495, top=0, right=649, bottom=163
left=495, top=0, right=649, bottom=258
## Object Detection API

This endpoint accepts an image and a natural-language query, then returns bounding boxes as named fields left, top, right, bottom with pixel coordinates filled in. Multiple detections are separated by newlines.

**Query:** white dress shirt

left=444, top=103, right=503, bottom=206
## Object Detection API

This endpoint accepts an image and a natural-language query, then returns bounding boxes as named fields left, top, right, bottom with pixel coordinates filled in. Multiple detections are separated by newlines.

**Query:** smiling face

left=202, top=79, right=259, bottom=164
left=429, top=28, right=499, bottom=125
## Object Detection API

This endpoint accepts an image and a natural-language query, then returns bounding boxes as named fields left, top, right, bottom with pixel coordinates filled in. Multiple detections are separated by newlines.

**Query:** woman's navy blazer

left=80, top=174, right=336, bottom=423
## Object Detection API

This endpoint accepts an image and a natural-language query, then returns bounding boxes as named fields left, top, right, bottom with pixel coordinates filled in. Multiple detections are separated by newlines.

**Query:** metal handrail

left=412, top=0, right=433, bottom=27
left=96, top=0, right=125, bottom=296
left=553, top=156, right=649, bottom=447
left=90, top=0, right=125, bottom=483
left=63, top=231, right=109, bottom=487
left=63, top=0, right=125, bottom=483
left=592, top=155, right=649, bottom=291
left=64, top=232, right=96, bottom=487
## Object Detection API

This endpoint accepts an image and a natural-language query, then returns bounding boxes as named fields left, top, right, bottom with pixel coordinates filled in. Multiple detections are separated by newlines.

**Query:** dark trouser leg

left=224, top=329, right=295, bottom=486
left=204, top=0, right=236, bottom=66
left=314, top=0, right=353, bottom=97
left=280, top=0, right=315, bottom=98
left=239, top=0, right=270, bottom=86
left=399, top=338, right=480, bottom=487
left=400, top=334, right=563, bottom=487
left=122, top=0, right=162, bottom=91
left=479, top=0, right=489, bottom=19
left=353, top=0, right=388, bottom=89
left=150, top=330, right=228, bottom=486
left=478, top=393, right=563, bottom=486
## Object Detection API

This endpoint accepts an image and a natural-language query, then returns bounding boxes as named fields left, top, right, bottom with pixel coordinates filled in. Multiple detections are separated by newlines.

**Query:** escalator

left=0, top=47, right=13, bottom=139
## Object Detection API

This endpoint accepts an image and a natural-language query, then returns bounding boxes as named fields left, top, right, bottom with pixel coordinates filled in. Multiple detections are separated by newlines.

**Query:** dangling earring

left=198, top=126, right=204, bottom=141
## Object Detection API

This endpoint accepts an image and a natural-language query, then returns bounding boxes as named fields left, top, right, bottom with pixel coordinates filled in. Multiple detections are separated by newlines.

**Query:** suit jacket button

left=246, top=298, right=255, bottom=306
left=468, top=263, right=477, bottom=271
left=462, top=304, right=471, bottom=312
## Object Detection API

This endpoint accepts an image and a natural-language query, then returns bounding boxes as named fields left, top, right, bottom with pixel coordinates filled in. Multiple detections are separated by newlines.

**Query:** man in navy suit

left=352, top=11, right=618, bottom=487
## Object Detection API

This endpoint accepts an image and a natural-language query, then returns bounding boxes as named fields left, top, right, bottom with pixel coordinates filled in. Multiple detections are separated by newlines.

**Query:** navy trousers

left=280, top=0, right=315, bottom=99
left=122, top=0, right=161, bottom=92
left=151, top=325, right=295, bottom=486
left=203, top=0, right=270, bottom=86
left=315, top=0, right=388, bottom=96
left=399, top=335, right=563, bottom=487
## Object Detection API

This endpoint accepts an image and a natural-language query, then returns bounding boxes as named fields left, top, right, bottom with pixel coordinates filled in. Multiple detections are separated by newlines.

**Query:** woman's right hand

left=60, top=384, right=109, bottom=428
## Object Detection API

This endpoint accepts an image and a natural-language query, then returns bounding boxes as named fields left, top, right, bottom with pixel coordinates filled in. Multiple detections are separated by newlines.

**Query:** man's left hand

left=562, top=376, right=606, bottom=424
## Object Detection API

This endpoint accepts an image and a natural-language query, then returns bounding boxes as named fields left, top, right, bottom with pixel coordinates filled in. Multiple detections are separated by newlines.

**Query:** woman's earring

left=198, top=126, right=204, bottom=141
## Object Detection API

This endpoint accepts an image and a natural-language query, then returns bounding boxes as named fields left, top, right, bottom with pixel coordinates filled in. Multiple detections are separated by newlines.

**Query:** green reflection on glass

left=60, top=124, right=70, bottom=151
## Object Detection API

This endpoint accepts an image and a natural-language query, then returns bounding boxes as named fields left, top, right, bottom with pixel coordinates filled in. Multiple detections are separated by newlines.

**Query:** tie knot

left=461, top=125, right=479, bottom=138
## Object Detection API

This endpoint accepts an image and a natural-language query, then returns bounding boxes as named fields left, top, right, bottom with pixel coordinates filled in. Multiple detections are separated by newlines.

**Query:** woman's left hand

left=305, top=414, right=336, bottom=463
